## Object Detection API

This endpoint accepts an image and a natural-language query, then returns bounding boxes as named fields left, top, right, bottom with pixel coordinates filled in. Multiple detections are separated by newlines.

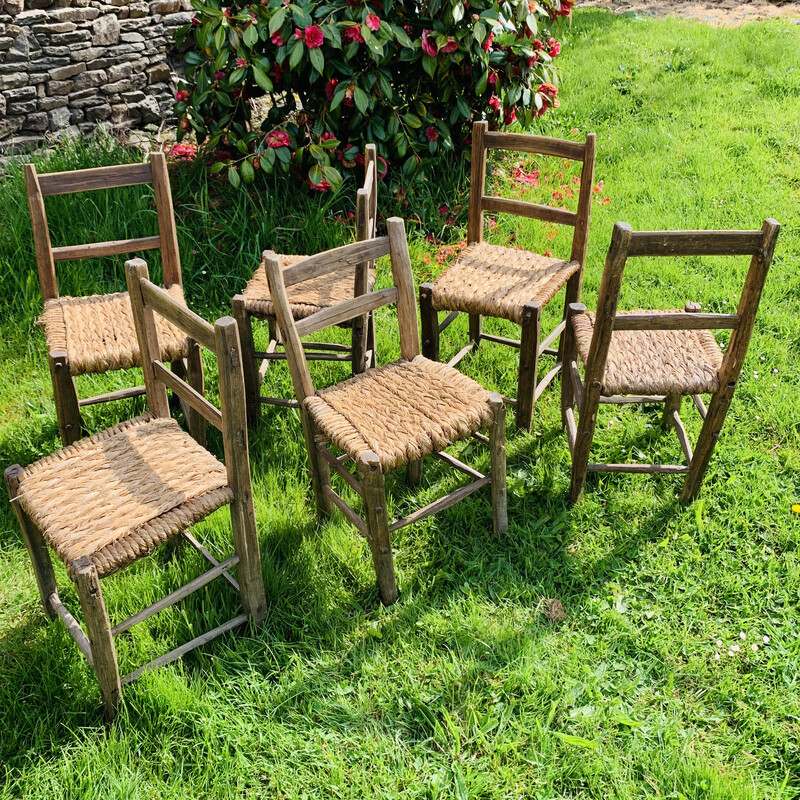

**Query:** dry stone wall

left=0, top=0, right=192, bottom=154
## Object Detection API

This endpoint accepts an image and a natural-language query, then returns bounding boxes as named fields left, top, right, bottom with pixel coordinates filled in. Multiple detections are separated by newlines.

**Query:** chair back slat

left=37, top=162, right=154, bottom=195
left=280, top=236, right=391, bottom=288
left=139, top=279, right=217, bottom=351
left=612, top=313, right=740, bottom=332
left=152, top=360, right=223, bottom=431
left=626, top=230, right=765, bottom=258
left=295, top=287, right=399, bottom=339
left=481, top=196, right=577, bottom=227
left=51, top=235, right=162, bottom=263
left=483, top=131, right=587, bottom=161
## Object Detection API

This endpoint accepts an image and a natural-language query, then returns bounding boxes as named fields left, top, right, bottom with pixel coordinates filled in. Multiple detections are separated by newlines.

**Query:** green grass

left=2, top=10, right=800, bottom=799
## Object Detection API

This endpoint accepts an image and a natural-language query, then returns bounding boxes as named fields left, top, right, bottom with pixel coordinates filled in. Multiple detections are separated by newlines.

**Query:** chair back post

left=386, top=217, right=420, bottom=360
left=25, top=164, right=58, bottom=302
left=264, top=252, right=315, bottom=403
left=569, top=132, right=597, bottom=270
left=125, top=258, right=171, bottom=417
left=467, top=121, right=489, bottom=244
left=149, top=151, right=182, bottom=289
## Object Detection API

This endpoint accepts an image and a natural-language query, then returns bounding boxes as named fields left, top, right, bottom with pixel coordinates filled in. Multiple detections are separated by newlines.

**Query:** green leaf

left=229, top=67, right=246, bottom=84
left=243, top=23, right=258, bottom=47
left=552, top=732, right=600, bottom=750
left=309, top=46, right=324, bottom=75
left=227, top=166, right=241, bottom=188
left=402, top=112, right=422, bottom=128
left=329, top=82, right=348, bottom=111
left=291, top=5, right=312, bottom=28
left=184, top=51, right=203, bottom=65
left=308, top=164, right=323, bottom=186
left=320, top=137, right=340, bottom=149
left=452, top=2, right=464, bottom=22
left=377, top=71, right=393, bottom=100
left=422, top=54, right=437, bottom=78
left=476, top=69, right=488, bottom=95
left=321, top=165, right=342, bottom=191
left=240, top=158, right=255, bottom=184
left=275, top=146, right=291, bottom=163
left=353, top=86, right=369, bottom=115
left=473, top=20, right=486, bottom=42
left=208, top=161, right=226, bottom=173
left=268, top=8, right=285, bottom=35
left=252, top=65, right=274, bottom=92
left=262, top=146, right=276, bottom=169
left=289, top=40, right=304, bottom=69
left=308, top=143, right=326, bottom=162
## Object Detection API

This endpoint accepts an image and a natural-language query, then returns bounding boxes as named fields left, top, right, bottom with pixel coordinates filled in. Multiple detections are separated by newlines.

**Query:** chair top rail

left=612, top=312, right=740, bottom=331
left=626, top=230, right=765, bottom=258
left=481, top=196, right=577, bottom=227
left=278, top=236, right=391, bottom=288
left=139, top=278, right=217, bottom=351
left=37, top=162, right=154, bottom=196
left=482, top=130, right=587, bottom=161
left=51, top=235, right=162, bottom=263
left=295, top=286, right=399, bottom=338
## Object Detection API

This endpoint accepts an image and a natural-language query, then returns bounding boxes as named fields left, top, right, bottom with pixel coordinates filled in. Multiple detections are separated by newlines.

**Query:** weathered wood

left=125, top=260, right=170, bottom=418
left=255, top=351, right=352, bottom=362
left=73, top=557, right=121, bottom=719
left=323, top=485, right=370, bottom=537
left=488, top=394, right=508, bottom=535
left=540, top=320, right=566, bottom=355
left=5, top=465, right=57, bottom=618
left=516, top=301, right=541, bottom=431
left=37, top=161, right=153, bottom=195
left=481, top=196, right=578, bottom=227
left=438, top=310, right=460, bottom=333
left=387, top=217, right=421, bottom=360
left=670, top=409, right=694, bottom=463
left=600, top=394, right=666, bottom=404
left=25, top=165, right=58, bottom=301
left=149, top=152, right=182, bottom=288
left=472, top=431, right=490, bottom=445
left=613, top=313, right=739, bottom=331
left=662, top=393, right=682, bottom=429
left=359, top=452, right=397, bottom=605
left=533, top=361, right=562, bottom=403
left=352, top=147, right=375, bottom=375
left=215, top=317, right=267, bottom=625
left=182, top=530, right=240, bottom=592
left=281, top=237, right=390, bottom=288
left=569, top=132, right=596, bottom=269
left=419, top=283, right=440, bottom=362
left=447, top=342, right=476, bottom=368
left=294, top=287, right=398, bottom=339
left=432, top=450, right=485, bottom=481
left=468, top=313, right=482, bottom=345
left=49, top=591, right=93, bottom=664
left=587, top=463, right=689, bottom=474
left=111, top=555, right=240, bottom=636
left=48, top=350, right=83, bottom=445
left=627, top=230, right=765, bottom=258
left=51, top=236, right=161, bottom=263
left=78, top=384, right=147, bottom=407
left=482, top=333, right=521, bottom=349
left=259, top=396, right=301, bottom=408
left=467, top=120, right=488, bottom=244
left=152, top=360, right=222, bottom=430
left=569, top=359, right=584, bottom=410
left=691, top=394, right=708, bottom=419
left=564, top=405, right=577, bottom=456
left=560, top=307, right=579, bottom=428
left=122, top=613, right=248, bottom=686
left=406, top=458, right=422, bottom=487
left=317, top=443, right=363, bottom=496
left=389, top=475, right=492, bottom=533
left=483, top=130, right=587, bottom=160
left=231, top=296, right=259, bottom=424
left=140, top=279, right=217, bottom=351
left=185, top=341, right=206, bottom=447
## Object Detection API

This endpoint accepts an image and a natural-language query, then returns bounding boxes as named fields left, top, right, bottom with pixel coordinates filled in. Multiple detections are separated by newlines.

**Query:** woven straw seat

left=572, top=309, right=723, bottom=396
left=15, top=413, right=232, bottom=579
left=305, top=355, right=494, bottom=472
left=38, top=286, right=191, bottom=376
left=241, top=254, right=375, bottom=322
left=430, top=243, right=581, bottom=325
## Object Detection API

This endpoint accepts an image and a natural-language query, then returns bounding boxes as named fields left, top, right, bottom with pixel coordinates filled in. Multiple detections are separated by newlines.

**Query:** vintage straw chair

left=419, top=121, right=596, bottom=430
left=266, top=217, right=508, bottom=606
left=26, top=153, right=201, bottom=446
left=4, top=257, right=267, bottom=719
left=561, top=219, right=780, bottom=503
left=232, top=144, right=379, bottom=423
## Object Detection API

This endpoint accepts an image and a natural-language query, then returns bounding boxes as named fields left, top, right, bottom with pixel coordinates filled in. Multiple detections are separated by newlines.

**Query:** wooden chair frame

left=5, top=258, right=267, bottom=719
left=233, top=144, right=380, bottom=423
left=26, top=153, right=196, bottom=446
left=266, top=218, right=508, bottom=605
left=562, top=219, right=780, bottom=503
left=420, top=121, right=596, bottom=430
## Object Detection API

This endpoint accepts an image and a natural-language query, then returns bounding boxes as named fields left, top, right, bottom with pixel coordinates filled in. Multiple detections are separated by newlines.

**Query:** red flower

left=440, top=36, right=458, bottom=54
left=488, top=71, right=497, bottom=86
left=539, top=83, right=558, bottom=100
left=377, top=155, right=388, bottom=178
left=304, top=25, right=324, bottom=48
left=483, top=32, right=494, bottom=52
left=504, top=107, right=516, bottom=125
left=271, top=31, right=284, bottom=45
left=175, top=89, right=190, bottom=102
left=527, top=53, right=538, bottom=68
left=214, top=70, right=225, bottom=80
left=294, top=28, right=303, bottom=39
left=365, top=13, right=380, bottom=31
left=425, top=126, right=438, bottom=141
left=421, top=30, right=438, bottom=57
left=270, top=62, right=285, bottom=81
left=235, top=57, right=247, bottom=68
left=191, top=16, right=200, bottom=25
left=223, top=6, right=231, bottom=17
left=325, top=78, right=339, bottom=100
left=344, top=24, right=364, bottom=43
left=343, top=84, right=355, bottom=106
left=533, top=39, right=544, bottom=51
left=488, top=94, right=501, bottom=114
left=308, top=176, right=331, bottom=192
left=321, top=131, right=336, bottom=142
left=547, top=37, right=561, bottom=57
left=266, top=131, right=291, bottom=148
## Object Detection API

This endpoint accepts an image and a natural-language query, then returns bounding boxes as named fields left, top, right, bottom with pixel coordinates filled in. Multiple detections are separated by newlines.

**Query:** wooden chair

left=4, top=258, right=267, bottom=719
left=26, top=153, right=200, bottom=447
left=561, top=219, right=780, bottom=503
left=232, top=144, right=380, bottom=423
left=266, top=217, right=508, bottom=606
left=419, top=122, right=596, bottom=430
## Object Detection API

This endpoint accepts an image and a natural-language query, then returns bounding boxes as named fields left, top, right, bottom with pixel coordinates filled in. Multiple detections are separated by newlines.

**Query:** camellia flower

left=344, top=24, right=364, bottom=43
left=440, top=36, right=458, bottom=53
left=483, top=32, right=494, bottom=52
left=504, top=106, right=516, bottom=125
left=235, top=57, right=247, bottom=68
left=425, top=126, right=438, bottom=141
left=325, top=78, right=339, bottom=100
left=488, top=93, right=501, bottom=114
left=321, top=131, right=337, bottom=142
left=539, top=83, right=558, bottom=100
left=304, top=25, right=324, bottom=48
left=266, top=130, right=291, bottom=148
left=365, top=13, right=380, bottom=31
left=271, top=31, right=284, bottom=45
left=527, top=54, right=538, bottom=68
left=308, top=176, right=331, bottom=192
left=421, top=29, right=438, bottom=57
left=547, top=37, right=561, bottom=56
left=294, top=27, right=303, bottom=40
left=214, top=70, right=225, bottom=80
left=343, top=84, right=355, bottom=106
left=175, top=89, right=190, bottom=102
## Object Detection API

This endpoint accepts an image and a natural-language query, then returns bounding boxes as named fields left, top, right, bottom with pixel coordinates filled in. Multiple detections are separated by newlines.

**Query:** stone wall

left=0, top=0, right=192, bottom=154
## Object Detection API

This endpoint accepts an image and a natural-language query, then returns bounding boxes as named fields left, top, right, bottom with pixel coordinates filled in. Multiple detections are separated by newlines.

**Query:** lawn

left=2, top=9, right=800, bottom=799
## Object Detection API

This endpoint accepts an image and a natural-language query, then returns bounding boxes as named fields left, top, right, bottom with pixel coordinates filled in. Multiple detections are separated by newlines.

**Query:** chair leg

left=560, top=308, right=579, bottom=429
left=557, top=271, right=582, bottom=364
left=5, top=465, right=57, bottom=619
left=49, top=350, right=83, bottom=446
left=468, top=313, right=482, bottom=347
left=302, top=414, right=333, bottom=519
left=367, top=310, right=377, bottom=368
left=406, top=459, right=422, bottom=487
left=185, top=341, right=206, bottom=448
left=228, top=484, right=268, bottom=627
left=351, top=312, right=367, bottom=375
left=488, top=394, right=508, bottom=535
left=73, top=557, right=121, bottom=720
left=232, top=296, right=260, bottom=426
left=569, top=386, right=602, bottom=504
left=358, top=452, right=397, bottom=605
left=517, top=302, right=542, bottom=431
left=419, top=283, right=439, bottom=362
left=662, top=393, right=681, bottom=429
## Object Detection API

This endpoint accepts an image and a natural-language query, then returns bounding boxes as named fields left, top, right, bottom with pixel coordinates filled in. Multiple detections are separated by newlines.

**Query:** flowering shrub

left=175, top=0, right=571, bottom=189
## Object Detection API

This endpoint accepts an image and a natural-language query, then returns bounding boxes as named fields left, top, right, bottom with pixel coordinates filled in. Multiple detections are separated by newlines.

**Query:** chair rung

left=121, top=613, right=248, bottom=685
left=317, top=444, right=362, bottom=495
left=438, top=310, right=460, bottom=333
left=432, top=450, right=485, bottom=480
left=539, top=320, right=566, bottom=354
left=259, top=396, right=300, bottom=408
left=182, top=530, right=240, bottom=592
left=447, top=342, right=475, bottom=368
left=79, top=385, right=147, bottom=406
left=389, top=475, right=492, bottom=532
left=534, top=362, right=562, bottom=402
left=600, top=394, right=666, bottom=404
left=587, top=463, right=689, bottom=474
left=49, top=592, right=93, bottom=666
left=323, top=485, right=369, bottom=537
left=482, top=333, right=521, bottom=348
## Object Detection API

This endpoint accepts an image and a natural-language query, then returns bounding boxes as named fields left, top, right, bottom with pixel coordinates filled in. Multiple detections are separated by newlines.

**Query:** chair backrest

left=585, top=219, right=781, bottom=389
left=265, top=217, right=418, bottom=405
left=468, top=121, right=596, bottom=268
left=26, top=153, right=181, bottom=303
left=124, top=257, right=252, bottom=500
